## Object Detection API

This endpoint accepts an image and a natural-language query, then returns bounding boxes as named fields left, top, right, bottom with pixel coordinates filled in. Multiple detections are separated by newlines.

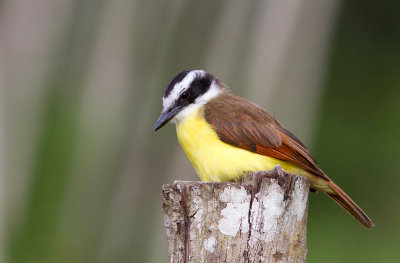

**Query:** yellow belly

left=176, top=108, right=309, bottom=182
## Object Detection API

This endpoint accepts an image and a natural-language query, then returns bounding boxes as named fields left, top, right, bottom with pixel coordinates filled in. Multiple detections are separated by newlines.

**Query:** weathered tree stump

left=162, top=165, right=310, bottom=263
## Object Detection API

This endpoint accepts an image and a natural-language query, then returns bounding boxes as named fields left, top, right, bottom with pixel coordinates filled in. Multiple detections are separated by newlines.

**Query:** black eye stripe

left=188, top=73, right=213, bottom=99
left=176, top=73, right=213, bottom=105
left=164, top=71, right=215, bottom=109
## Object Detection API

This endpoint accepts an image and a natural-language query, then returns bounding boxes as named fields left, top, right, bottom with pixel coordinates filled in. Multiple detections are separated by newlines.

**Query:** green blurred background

left=1, top=0, right=399, bottom=262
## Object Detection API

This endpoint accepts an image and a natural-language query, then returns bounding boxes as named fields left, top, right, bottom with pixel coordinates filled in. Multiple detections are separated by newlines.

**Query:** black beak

left=153, top=105, right=182, bottom=132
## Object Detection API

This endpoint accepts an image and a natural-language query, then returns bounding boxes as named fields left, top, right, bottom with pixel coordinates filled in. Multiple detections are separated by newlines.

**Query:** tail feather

left=327, top=180, right=375, bottom=229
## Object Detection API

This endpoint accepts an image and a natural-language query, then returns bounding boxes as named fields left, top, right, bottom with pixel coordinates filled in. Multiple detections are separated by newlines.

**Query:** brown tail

left=327, top=180, right=375, bottom=229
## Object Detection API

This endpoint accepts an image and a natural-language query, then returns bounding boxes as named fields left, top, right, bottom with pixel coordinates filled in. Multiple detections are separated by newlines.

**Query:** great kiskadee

left=153, top=70, right=374, bottom=229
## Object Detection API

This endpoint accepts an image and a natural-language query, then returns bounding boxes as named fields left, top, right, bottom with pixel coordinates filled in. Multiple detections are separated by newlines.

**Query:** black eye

left=181, top=91, right=189, bottom=100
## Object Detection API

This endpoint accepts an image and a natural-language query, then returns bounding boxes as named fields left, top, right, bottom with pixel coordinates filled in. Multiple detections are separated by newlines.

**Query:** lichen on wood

left=161, top=165, right=309, bottom=263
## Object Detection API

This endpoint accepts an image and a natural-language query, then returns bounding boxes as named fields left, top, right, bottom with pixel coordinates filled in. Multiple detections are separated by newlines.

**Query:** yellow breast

left=176, top=107, right=306, bottom=182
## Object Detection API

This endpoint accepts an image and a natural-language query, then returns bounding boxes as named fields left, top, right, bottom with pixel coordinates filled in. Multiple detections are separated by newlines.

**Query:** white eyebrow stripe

left=162, top=70, right=205, bottom=110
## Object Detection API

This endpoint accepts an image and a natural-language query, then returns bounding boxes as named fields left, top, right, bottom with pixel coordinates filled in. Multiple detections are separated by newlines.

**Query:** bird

left=153, top=69, right=374, bottom=229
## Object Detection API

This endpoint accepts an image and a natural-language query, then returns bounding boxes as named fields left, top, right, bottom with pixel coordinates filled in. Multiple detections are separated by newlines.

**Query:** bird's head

left=153, top=70, right=224, bottom=131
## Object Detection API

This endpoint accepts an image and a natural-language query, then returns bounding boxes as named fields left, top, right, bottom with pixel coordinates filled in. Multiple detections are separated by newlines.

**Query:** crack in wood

left=163, top=166, right=309, bottom=263
left=177, top=182, right=191, bottom=263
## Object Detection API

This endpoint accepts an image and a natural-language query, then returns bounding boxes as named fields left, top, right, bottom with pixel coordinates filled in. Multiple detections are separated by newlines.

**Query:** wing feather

left=204, top=93, right=327, bottom=179
left=203, top=92, right=374, bottom=229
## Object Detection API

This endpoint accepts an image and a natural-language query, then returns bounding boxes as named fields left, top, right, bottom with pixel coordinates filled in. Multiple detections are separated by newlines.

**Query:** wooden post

left=162, top=165, right=309, bottom=263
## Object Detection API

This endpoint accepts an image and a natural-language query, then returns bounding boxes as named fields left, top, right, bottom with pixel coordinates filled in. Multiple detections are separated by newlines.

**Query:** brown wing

left=204, top=92, right=375, bottom=229
left=204, top=93, right=327, bottom=180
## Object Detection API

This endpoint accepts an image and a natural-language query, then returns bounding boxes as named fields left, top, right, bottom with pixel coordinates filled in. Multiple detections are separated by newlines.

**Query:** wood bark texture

left=161, top=165, right=310, bottom=263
